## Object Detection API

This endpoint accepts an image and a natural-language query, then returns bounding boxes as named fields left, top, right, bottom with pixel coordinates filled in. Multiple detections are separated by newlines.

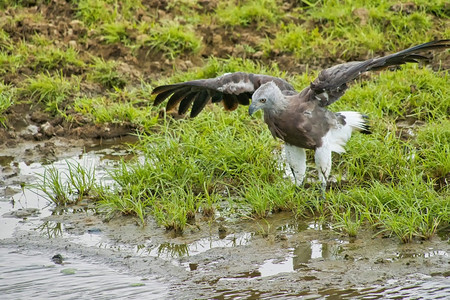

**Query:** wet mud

left=1, top=139, right=449, bottom=299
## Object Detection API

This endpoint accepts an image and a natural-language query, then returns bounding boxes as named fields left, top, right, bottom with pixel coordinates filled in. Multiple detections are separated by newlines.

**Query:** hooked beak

left=248, top=103, right=259, bottom=116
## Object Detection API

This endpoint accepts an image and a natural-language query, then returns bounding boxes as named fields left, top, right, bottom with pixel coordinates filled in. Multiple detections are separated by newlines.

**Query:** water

left=214, top=278, right=450, bottom=300
left=0, top=140, right=169, bottom=299
left=258, top=239, right=347, bottom=277
left=0, top=247, right=167, bottom=300
left=0, top=148, right=122, bottom=240
left=136, top=232, right=253, bottom=259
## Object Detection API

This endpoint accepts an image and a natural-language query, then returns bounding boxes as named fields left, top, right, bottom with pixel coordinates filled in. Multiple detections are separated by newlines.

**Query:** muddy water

left=0, top=247, right=166, bottom=299
left=1, top=137, right=449, bottom=299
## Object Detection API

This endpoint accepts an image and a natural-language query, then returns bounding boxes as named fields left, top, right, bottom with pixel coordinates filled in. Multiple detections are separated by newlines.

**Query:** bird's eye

left=260, top=98, right=267, bottom=103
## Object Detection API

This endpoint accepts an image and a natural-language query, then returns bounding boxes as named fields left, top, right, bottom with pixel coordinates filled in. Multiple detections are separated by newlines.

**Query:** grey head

left=248, top=81, right=287, bottom=116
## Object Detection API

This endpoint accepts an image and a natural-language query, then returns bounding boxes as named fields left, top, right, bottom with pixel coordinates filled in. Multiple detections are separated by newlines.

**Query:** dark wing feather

left=223, top=94, right=239, bottom=111
left=178, top=93, right=197, bottom=115
left=309, top=39, right=450, bottom=106
left=236, top=92, right=251, bottom=106
left=190, top=90, right=210, bottom=117
left=152, top=72, right=295, bottom=117
left=166, top=88, right=190, bottom=111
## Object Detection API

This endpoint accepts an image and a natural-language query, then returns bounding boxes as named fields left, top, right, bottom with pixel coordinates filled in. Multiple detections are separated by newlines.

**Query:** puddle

left=0, top=142, right=133, bottom=240
left=259, top=239, right=347, bottom=277
left=35, top=219, right=253, bottom=266
left=0, top=247, right=167, bottom=299
left=143, top=233, right=253, bottom=259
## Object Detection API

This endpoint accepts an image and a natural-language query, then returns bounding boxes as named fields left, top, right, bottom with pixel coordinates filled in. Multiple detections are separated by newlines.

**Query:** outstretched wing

left=152, top=72, right=295, bottom=117
left=309, top=40, right=450, bottom=107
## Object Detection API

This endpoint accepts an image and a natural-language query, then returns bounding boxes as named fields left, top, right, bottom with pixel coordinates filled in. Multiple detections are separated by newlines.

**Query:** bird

left=152, top=40, right=449, bottom=193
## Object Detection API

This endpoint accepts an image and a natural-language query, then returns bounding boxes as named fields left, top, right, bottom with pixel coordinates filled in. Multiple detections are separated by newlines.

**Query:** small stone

left=68, top=40, right=77, bottom=48
left=41, top=122, right=55, bottom=136
left=352, top=8, right=369, bottom=26
left=252, top=51, right=264, bottom=59
left=52, top=254, right=64, bottom=264
left=212, top=34, right=222, bottom=45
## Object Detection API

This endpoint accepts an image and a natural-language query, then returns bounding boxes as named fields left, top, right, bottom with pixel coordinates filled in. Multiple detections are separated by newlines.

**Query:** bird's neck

left=265, top=94, right=288, bottom=115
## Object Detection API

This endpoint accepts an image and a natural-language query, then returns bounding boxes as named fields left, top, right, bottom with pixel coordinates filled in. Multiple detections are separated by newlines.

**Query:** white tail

left=322, top=111, right=370, bottom=154
left=339, top=111, right=371, bottom=133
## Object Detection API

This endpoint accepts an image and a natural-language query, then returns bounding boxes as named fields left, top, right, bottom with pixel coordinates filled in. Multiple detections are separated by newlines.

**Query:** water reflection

left=37, top=221, right=63, bottom=238
left=0, top=141, right=135, bottom=241
left=214, top=277, right=450, bottom=299
left=294, top=239, right=345, bottom=265
left=0, top=155, right=14, bottom=167
left=396, top=249, right=448, bottom=259
left=276, top=221, right=309, bottom=234
left=135, top=233, right=253, bottom=259
left=259, top=239, right=347, bottom=277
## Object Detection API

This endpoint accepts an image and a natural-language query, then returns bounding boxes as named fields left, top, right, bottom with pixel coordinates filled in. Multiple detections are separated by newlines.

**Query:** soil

left=1, top=0, right=448, bottom=147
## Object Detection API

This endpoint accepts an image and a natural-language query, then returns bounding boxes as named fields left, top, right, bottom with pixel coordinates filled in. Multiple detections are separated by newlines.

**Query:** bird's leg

left=284, top=144, right=307, bottom=187
left=289, top=166, right=298, bottom=183
left=314, top=146, right=332, bottom=199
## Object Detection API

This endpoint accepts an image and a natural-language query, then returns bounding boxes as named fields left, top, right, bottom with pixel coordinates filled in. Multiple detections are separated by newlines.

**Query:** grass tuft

left=88, top=57, right=128, bottom=89
left=32, top=160, right=97, bottom=206
left=0, top=82, right=14, bottom=127
left=141, top=21, right=202, bottom=59
left=21, top=72, right=79, bottom=114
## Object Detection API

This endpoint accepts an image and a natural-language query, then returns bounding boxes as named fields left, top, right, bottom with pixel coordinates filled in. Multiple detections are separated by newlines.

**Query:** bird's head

left=249, top=81, right=285, bottom=116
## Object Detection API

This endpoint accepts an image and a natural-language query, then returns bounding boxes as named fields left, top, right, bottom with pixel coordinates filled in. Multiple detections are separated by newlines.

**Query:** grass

left=88, top=57, right=128, bottom=89
left=32, top=160, right=97, bottom=206
left=21, top=72, right=79, bottom=115
left=0, top=82, right=14, bottom=126
left=97, top=106, right=282, bottom=229
left=33, top=165, right=71, bottom=206
left=66, top=160, right=96, bottom=202
left=140, top=21, right=203, bottom=59
left=327, top=176, right=447, bottom=242
left=215, top=0, right=282, bottom=27
left=33, top=45, right=85, bottom=71
left=1, top=0, right=449, bottom=241
left=73, top=86, right=158, bottom=129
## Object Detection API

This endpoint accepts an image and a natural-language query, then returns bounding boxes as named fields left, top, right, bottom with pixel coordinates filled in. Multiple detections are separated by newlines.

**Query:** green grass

left=75, top=0, right=116, bottom=26
left=100, top=22, right=131, bottom=44
left=33, top=46, right=85, bottom=71
left=215, top=0, right=282, bottom=27
left=32, top=160, right=97, bottom=206
left=88, top=57, right=128, bottom=89
left=21, top=72, right=79, bottom=115
left=32, top=165, right=71, bottom=206
left=66, top=160, right=96, bottom=202
left=0, top=82, right=14, bottom=126
left=1, top=0, right=449, bottom=241
left=73, top=86, right=158, bottom=129
left=140, top=21, right=203, bottom=59
left=96, top=106, right=282, bottom=230
left=327, top=175, right=448, bottom=242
